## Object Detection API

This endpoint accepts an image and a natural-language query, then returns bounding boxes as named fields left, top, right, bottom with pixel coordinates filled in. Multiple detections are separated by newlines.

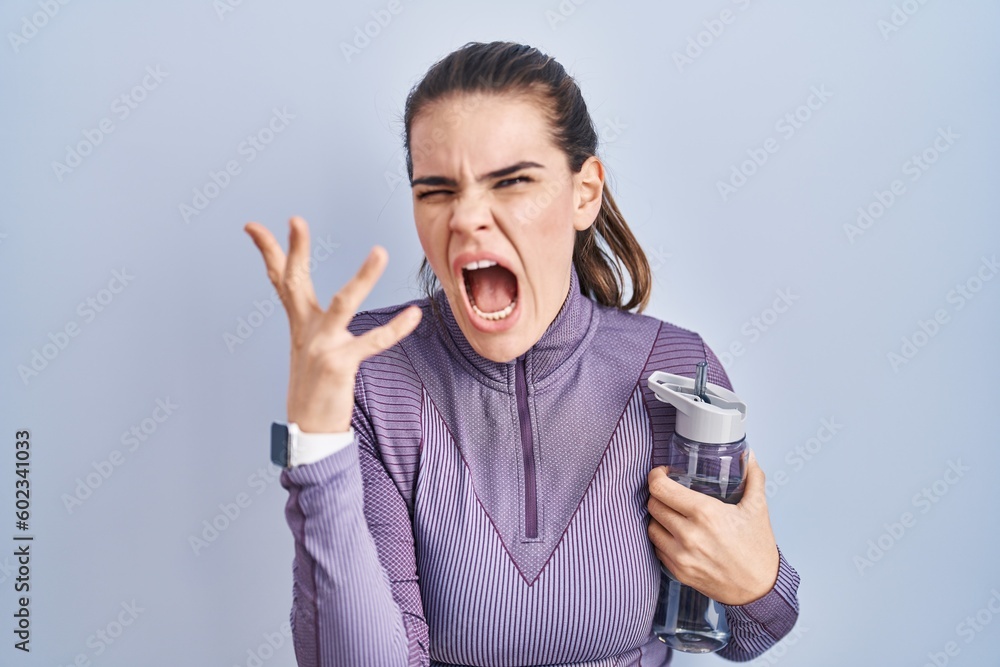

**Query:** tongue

left=468, top=265, right=517, bottom=312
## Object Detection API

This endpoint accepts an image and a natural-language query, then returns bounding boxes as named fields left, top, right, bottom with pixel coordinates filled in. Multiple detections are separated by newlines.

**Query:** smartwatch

left=270, top=422, right=300, bottom=468
left=270, top=421, right=356, bottom=468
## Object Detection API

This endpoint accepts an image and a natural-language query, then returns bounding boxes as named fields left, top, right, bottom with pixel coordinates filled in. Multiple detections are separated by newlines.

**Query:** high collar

left=432, top=262, right=597, bottom=387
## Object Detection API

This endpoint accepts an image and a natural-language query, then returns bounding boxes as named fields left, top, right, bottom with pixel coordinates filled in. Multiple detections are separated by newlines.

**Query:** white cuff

left=289, top=424, right=356, bottom=467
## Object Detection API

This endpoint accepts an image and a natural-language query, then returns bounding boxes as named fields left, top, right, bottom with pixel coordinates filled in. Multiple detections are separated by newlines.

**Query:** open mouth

left=461, top=260, right=518, bottom=321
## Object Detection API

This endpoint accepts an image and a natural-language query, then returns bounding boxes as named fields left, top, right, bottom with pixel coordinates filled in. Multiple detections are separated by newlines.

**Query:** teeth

left=471, top=298, right=517, bottom=321
left=460, top=258, right=515, bottom=321
left=463, top=259, right=498, bottom=271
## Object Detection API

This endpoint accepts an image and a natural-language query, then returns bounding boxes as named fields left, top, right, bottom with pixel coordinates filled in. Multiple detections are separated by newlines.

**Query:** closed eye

left=416, top=176, right=532, bottom=199
left=416, top=189, right=452, bottom=200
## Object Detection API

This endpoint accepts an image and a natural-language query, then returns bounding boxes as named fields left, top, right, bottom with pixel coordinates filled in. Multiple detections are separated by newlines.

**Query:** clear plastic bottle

left=647, top=363, right=749, bottom=654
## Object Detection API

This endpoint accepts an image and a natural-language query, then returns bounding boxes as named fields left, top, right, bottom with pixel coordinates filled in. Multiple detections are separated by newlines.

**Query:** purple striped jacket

left=280, top=263, right=800, bottom=666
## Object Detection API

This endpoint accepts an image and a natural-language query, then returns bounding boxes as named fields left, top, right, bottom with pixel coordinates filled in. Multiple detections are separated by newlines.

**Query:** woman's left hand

left=646, top=450, right=780, bottom=606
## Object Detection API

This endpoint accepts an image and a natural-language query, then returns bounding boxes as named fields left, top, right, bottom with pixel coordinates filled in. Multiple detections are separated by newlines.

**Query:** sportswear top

left=280, top=262, right=801, bottom=666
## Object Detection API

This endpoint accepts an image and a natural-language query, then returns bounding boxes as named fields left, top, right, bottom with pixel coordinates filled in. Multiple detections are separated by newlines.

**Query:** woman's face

left=409, top=92, right=604, bottom=363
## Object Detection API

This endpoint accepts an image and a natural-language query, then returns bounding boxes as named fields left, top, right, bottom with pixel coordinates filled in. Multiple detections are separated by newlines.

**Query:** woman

left=246, top=41, right=799, bottom=666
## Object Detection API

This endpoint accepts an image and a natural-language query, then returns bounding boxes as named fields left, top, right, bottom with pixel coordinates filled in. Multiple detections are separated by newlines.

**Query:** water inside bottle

left=665, top=435, right=746, bottom=503
left=652, top=438, right=746, bottom=652
left=655, top=567, right=731, bottom=653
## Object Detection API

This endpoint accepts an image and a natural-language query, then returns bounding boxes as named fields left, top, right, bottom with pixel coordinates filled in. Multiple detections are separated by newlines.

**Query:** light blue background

left=2, top=1, right=998, bottom=665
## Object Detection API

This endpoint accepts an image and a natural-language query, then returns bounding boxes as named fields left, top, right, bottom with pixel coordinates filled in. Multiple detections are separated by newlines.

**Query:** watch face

left=270, top=422, right=289, bottom=467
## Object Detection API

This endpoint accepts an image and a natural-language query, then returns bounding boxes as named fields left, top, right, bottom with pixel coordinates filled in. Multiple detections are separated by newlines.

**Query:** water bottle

left=646, top=362, right=749, bottom=653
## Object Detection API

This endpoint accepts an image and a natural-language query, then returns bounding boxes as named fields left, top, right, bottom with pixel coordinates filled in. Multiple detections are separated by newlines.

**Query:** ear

left=573, top=155, right=605, bottom=232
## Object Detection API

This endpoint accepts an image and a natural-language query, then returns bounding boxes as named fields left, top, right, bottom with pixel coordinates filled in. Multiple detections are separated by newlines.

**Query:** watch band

left=271, top=421, right=355, bottom=468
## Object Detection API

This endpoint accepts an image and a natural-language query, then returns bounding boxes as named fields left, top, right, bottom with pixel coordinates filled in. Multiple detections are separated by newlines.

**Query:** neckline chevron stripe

left=404, top=263, right=660, bottom=584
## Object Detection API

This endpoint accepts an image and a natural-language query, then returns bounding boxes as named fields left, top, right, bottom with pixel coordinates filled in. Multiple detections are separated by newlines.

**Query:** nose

left=448, top=190, right=493, bottom=236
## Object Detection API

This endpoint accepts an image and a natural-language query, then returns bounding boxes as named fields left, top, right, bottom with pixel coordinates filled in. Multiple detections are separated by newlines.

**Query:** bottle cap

left=647, top=370, right=747, bottom=444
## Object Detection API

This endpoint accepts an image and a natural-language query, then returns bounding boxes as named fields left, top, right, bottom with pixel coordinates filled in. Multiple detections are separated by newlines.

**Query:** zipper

left=514, top=355, right=538, bottom=538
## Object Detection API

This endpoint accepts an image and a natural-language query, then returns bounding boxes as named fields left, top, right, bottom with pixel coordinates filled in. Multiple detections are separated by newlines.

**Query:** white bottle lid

left=647, top=371, right=747, bottom=444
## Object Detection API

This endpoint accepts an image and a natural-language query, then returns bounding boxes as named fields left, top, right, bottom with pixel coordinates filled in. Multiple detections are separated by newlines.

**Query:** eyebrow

left=411, top=161, right=545, bottom=188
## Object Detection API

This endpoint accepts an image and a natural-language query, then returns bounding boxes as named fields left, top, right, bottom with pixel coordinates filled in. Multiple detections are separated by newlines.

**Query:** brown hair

left=402, top=40, right=651, bottom=320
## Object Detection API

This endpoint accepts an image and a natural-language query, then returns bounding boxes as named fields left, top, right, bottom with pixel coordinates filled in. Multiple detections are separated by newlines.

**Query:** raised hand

left=244, top=216, right=422, bottom=433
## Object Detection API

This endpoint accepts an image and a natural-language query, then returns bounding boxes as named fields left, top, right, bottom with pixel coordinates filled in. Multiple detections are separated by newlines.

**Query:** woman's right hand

left=244, top=216, right=423, bottom=433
